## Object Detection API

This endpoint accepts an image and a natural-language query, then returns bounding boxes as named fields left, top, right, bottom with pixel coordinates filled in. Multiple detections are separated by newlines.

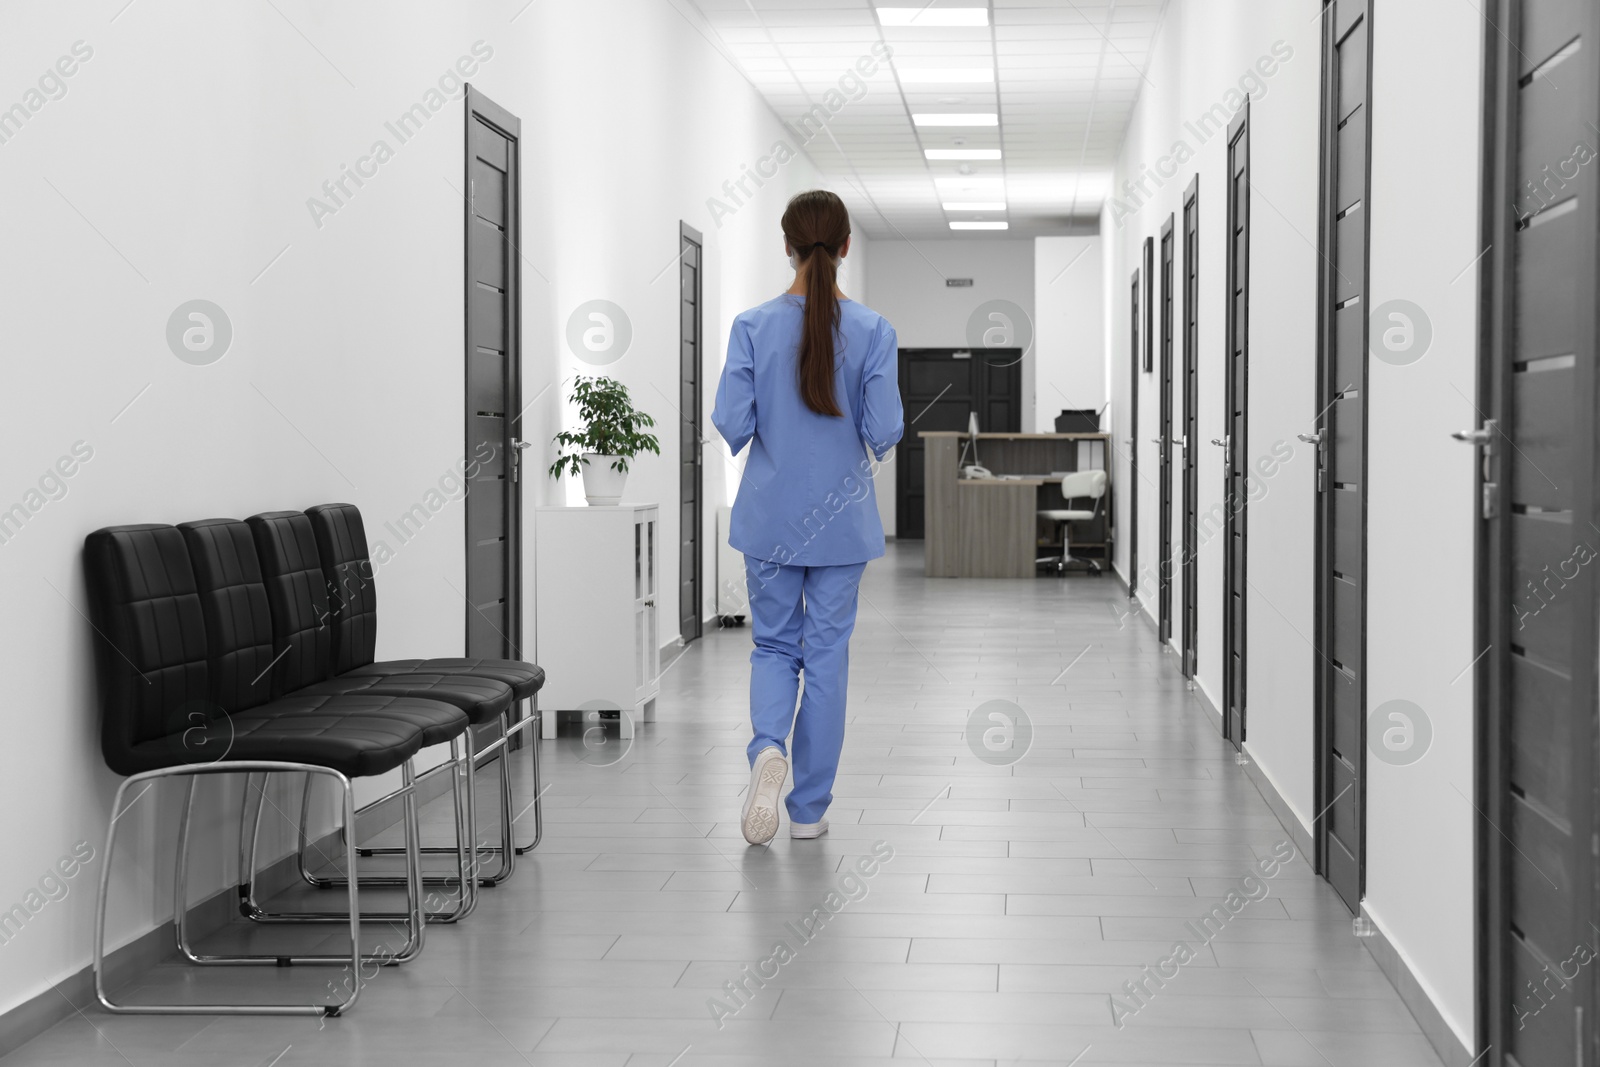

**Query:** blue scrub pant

left=743, top=556, right=867, bottom=824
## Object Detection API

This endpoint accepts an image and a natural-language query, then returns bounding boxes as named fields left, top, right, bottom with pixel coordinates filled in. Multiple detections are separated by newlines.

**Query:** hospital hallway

left=2, top=0, right=1593, bottom=1064
left=2, top=544, right=1441, bottom=1065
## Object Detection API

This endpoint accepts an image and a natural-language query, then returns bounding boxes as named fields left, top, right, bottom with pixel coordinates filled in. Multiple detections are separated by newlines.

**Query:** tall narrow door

left=1157, top=218, right=1176, bottom=643
left=1312, top=0, right=1371, bottom=914
left=679, top=223, right=703, bottom=645
left=463, top=87, right=522, bottom=660
left=1181, top=177, right=1200, bottom=679
left=1221, top=104, right=1250, bottom=746
left=1479, top=0, right=1600, bottom=1062
left=1127, top=269, right=1141, bottom=597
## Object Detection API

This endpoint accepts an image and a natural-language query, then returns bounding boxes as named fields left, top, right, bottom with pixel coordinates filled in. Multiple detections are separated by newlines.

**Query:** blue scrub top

left=712, top=294, right=904, bottom=567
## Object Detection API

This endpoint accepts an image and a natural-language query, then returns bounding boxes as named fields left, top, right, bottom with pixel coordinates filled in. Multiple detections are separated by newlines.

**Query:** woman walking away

left=712, top=189, right=904, bottom=846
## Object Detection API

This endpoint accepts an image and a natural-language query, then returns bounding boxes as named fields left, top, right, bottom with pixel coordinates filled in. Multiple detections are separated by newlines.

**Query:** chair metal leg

left=469, top=700, right=543, bottom=865
left=356, top=696, right=544, bottom=875
left=260, top=697, right=543, bottom=918
left=96, top=761, right=378, bottom=1016
left=247, top=741, right=475, bottom=924
left=514, top=698, right=543, bottom=856
left=181, top=762, right=423, bottom=967
left=395, top=760, right=427, bottom=963
left=309, top=737, right=480, bottom=914
left=236, top=772, right=267, bottom=916
left=430, top=703, right=545, bottom=879
left=472, top=713, right=520, bottom=885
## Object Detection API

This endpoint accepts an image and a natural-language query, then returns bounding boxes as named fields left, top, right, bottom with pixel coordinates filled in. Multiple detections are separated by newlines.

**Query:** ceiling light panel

left=912, top=113, right=999, bottom=126
left=694, top=0, right=1170, bottom=237
left=876, top=7, right=989, bottom=27
left=894, top=67, right=995, bottom=84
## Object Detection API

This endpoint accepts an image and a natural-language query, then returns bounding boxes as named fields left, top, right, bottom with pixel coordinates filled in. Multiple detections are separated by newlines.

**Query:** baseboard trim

left=1187, top=677, right=1227, bottom=743
left=1239, top=746, right=1315, bottom=867
left=0, top=765, right=459, bottom=1057
left=1109, top=567, right=1159, bottom=637
left=0, top=839, right=315, bottom=1058
left=1359, top=903, right=1475, bottom=1067
left=1181, top=666, right=1314, bottom=866
left=1183, top=647, right=1468, bottom=1067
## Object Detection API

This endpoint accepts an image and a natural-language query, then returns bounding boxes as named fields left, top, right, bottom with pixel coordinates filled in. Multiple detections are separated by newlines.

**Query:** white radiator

left=716, top=506, right=748, bottom=623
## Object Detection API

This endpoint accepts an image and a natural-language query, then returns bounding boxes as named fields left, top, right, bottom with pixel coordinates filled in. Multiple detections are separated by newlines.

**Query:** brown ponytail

left=782, top=190, right=851, bottom=417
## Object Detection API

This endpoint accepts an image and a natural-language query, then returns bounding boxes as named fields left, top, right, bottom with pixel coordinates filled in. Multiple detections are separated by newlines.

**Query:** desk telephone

left=962, top=464, right=994, bottom=479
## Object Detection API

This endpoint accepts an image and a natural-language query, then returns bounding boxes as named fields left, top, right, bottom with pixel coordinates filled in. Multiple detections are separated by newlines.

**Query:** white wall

left=865, top=237, right=1036, bottom=534
left=1034, top=235, right=1105, bottom=431
left=1103, top=2, right=1322, bottom=828
left=0, top=0, right=837, bottom=1015
left=1362, top=0, right=1483, bottom=1044
left=865, top=237, right=1036, bottom=360
left=1101, top=0, right=1482, bottom=1048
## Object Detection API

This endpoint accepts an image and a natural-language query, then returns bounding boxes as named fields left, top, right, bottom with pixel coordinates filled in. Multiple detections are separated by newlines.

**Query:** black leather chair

left=301, top=503, right=546, bottom=882
left=84, top=524, right=468, bottom=1017
left=179, top=518, right=511, bottom=924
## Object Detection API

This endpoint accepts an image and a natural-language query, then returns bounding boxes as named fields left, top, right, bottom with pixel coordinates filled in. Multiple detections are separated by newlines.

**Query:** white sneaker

left=741, top=748, right=788, bottom=845
left=790, top=819, right=829, bottom=840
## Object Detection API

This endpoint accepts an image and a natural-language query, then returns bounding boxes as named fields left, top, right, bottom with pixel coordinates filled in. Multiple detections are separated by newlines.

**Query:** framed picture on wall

left=1142, top=235, right=1155, bottom=373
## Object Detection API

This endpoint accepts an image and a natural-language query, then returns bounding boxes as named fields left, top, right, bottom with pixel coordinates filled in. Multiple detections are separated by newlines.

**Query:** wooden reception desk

left=919, top=431, right=1112, bottom=578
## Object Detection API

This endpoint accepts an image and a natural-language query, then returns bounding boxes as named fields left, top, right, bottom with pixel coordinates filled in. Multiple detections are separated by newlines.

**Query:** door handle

left=1453, top=419, right=1499, bottom=519
left=510, top=437, right=533, bottom=483
left=1209, top=437, right=1228, bottom=448
left=1300, top=431, right=1326, bottom=491
left=1451, top=420, right=1496, bottom=448
left=1150, top=436, right=1164, bottom=446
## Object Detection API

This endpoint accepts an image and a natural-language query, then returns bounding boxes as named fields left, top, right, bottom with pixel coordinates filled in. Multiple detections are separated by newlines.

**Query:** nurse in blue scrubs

left=712, top=189, right=904, bottom=846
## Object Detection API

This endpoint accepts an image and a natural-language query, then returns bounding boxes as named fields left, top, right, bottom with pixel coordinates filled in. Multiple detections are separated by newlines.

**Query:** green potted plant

left=548, top=375, right=661, bottom=506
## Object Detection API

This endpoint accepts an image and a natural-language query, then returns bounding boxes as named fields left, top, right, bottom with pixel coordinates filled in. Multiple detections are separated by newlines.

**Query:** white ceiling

left=685, top=0, right=1170, bottom=239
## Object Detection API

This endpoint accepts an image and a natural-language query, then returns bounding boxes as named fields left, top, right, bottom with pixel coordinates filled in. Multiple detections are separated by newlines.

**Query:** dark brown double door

left=894, top=349, right=1022, bottom=540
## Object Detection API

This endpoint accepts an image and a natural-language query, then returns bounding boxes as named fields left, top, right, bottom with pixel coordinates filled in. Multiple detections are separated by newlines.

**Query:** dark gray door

left=1157, top=218, right=1176, bottom=643
left=1127, top=269, right=1141, bottom=597
left=1312, top=0, right=1371, bottom=915
left=1222, top=104, right=1250, bottom=746
left=1181, top=177, right=1200, bottom=680
left=893, top=349, right=1022, bottom=540
left=680, top=223, right=703, bottom=645
left=1479, top=0, right=1599, bottom=1061
left=464, top=87, right=522, bottom=659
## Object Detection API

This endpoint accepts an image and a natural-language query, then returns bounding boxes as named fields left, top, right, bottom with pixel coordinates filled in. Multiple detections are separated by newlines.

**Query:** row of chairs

left=84, top=502, right=544, bottom=1016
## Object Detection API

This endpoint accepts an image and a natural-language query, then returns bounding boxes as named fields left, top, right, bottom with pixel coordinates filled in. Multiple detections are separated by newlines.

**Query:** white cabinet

left=534, top=504, right=660, bottom=739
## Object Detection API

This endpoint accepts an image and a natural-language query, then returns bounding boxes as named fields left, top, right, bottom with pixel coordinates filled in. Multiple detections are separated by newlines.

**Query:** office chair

left=1036, top=469, right=1108, bottom=575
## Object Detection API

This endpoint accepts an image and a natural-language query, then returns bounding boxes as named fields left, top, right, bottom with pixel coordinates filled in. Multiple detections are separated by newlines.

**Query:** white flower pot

left=580, top=454, right=628, bottom=506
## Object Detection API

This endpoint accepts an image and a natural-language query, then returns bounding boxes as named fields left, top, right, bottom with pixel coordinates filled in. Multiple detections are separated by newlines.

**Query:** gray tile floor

left=4, top=543, right=1444, bottom=1066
